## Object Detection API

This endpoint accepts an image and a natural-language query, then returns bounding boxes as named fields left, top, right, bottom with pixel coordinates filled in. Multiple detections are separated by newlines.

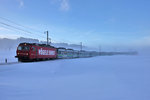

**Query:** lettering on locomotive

left=38, top=48, right=55, bottom=55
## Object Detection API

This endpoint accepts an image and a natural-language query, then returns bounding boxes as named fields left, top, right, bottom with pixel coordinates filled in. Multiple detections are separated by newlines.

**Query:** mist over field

left=0, top=37, right=88, bottom=50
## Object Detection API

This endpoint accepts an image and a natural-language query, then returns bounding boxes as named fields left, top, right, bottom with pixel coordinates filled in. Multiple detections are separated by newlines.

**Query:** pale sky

left=0, top=0, right=150, bottom=48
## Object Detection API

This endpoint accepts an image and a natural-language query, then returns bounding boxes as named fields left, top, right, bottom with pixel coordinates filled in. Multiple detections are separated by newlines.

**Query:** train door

left=36, top=48, right=38, bottom=58
left=31, top=47, right=36, bottom=59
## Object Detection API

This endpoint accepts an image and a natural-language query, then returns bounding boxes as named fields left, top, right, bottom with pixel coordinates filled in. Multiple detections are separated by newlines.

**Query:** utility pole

left=46, top=31, right=49, bottom=45
left=44, top=31, right=49, bottom=45
left=49, top=38, right=51, bottom=44
left=99, top=45, right=101, bottom=55
left=80, top=42, right=82, bottom=51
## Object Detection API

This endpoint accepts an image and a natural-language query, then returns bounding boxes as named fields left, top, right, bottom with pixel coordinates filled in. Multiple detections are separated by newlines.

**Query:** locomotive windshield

left=18, top=46, right=30, bottom=51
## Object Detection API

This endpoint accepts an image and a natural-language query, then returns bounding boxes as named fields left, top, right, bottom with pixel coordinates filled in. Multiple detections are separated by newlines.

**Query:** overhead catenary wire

left=0, top=16, right=43, bottom=34
left=0, top=24, right=37, bottom=39
left=0, top=16, right=47, bottom=40
left=0, top=21, right=46, bottom=40
left=0, top=16, right=63, bottom=44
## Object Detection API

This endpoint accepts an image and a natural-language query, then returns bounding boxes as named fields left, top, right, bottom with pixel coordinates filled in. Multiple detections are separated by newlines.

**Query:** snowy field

left=0, top=55, right=150, bottom=100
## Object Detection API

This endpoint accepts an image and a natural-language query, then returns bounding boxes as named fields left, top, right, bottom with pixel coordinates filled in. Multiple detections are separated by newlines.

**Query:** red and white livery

left=16, top=43, right=57, bottom=61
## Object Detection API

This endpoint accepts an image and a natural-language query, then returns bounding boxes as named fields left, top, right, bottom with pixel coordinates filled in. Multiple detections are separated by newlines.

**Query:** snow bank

left=0, top=49, right=17, bottom=63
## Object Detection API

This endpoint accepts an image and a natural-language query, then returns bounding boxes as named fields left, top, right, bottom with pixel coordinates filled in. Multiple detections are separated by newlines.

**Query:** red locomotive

left=15, top=43, right=57, bottom=61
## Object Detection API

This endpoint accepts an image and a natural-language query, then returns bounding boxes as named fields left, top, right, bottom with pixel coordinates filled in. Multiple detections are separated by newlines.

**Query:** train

left=15, top=43, right=99, bottom=62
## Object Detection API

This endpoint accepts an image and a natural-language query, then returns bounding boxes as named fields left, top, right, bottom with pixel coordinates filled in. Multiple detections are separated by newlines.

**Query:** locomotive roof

left=19, top=43, right=55, bottom=48
left=67, top=48, right=73, bottom=50
left=57, top=47, right=66, bottom=49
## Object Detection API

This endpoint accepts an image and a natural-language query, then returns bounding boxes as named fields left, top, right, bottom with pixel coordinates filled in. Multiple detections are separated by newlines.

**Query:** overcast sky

left=0, top=0, right=150, bottom=48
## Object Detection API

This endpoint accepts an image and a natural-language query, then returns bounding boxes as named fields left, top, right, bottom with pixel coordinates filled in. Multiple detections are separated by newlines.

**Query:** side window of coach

left=32, top=47, right=35, bottom=51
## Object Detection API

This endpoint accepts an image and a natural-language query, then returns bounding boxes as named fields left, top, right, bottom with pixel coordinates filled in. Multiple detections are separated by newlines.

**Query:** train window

left=17, top=46, right=30, bottom=51
left=18, top=46, right=22, bottom=50
left=32, top=47, right=35, bottom=51
left=58, top=51, right=61, bottom=54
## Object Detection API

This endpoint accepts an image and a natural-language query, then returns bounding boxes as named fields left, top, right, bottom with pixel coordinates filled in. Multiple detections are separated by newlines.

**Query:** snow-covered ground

left=0, top=49, right=17, bottom=63
left=0, top=55, right=150, bottom=100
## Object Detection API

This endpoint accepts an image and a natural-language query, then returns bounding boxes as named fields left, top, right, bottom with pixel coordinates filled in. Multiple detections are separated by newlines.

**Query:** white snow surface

left=0, top=55, right=150, bottom=100
left=0, top=49, right=17, bottom=63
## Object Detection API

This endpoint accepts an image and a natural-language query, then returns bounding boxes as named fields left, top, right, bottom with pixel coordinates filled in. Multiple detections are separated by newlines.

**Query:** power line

left=0, top=16, right=47, bottom=40
left=0, top=16, right=43, bottom=33
left=0, top=24, right=37, bottom=38
left=0, top=21, right=34, bottom=34
left=0, top=17, right=61, bottom=43
left=0, top=21, right=46, bottom=39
